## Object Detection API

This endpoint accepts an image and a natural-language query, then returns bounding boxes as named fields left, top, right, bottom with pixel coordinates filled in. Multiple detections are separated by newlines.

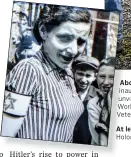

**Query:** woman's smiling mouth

left=59, top=54, right=74, bottom=63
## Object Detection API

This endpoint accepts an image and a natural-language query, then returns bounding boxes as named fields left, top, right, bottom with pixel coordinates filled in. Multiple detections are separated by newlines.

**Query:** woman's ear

left=38, top=23, right=48, bottom=41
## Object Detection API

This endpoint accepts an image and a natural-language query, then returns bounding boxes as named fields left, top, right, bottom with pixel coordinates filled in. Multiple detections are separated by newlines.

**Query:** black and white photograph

left=1, top=1, right=119, bottom=146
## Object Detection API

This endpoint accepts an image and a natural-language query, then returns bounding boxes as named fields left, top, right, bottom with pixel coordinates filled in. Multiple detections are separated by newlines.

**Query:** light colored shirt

left=5, top=51, right=84, bottom=142
left=79, top=86, right=90, bottom=102
left=88, top=94, right=104, bottom=145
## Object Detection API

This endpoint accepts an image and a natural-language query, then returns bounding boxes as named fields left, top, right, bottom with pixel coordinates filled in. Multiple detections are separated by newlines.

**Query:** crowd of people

left=2, top=4, right=116, bottom=146
left=8, top=9, right=40, bottom=73
left=72, top=56, right=115, bottom=146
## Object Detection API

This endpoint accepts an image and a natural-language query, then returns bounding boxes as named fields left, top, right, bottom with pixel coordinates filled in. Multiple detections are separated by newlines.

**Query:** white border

left=14, top=0, right=104, bottom=9
left=1, top=1, right=131, bottom=157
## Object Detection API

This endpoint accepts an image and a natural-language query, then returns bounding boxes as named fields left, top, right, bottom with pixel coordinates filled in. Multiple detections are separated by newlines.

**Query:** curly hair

left=33, top=4, right=92, bottom=44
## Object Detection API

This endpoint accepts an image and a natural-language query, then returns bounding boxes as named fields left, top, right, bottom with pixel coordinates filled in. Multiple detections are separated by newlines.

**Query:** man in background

left=72, top=55, right=99, bottom=144
left=88, top=57, right=115, bottom=146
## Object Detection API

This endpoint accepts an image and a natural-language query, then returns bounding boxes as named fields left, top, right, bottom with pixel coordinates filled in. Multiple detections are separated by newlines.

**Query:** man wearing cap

left=72, top=55, right=99, bottom=144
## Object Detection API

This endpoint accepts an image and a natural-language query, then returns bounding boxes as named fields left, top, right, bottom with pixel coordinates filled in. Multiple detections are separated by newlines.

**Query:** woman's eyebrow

left=57, top=32, right=74, bottom=36
left=74, top=28, right=89, bottom=35
left=56, top=33, right=75, bottom=38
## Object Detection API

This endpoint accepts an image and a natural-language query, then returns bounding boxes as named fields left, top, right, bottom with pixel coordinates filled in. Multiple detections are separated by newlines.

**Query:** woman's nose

left=67, top=40, right=78, bottom=56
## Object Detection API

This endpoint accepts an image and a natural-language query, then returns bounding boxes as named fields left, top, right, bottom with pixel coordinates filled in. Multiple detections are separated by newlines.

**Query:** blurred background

left=7, top=1, right=119, bottom=72
left=115, top=0, right=131, bottom=69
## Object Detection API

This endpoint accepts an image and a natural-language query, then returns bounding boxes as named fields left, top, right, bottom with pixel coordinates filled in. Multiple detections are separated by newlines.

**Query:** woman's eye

left=57, top=35, right=73, bottom=42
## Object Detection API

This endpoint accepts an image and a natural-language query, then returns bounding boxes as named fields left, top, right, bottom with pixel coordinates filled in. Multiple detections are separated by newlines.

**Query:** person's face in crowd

left=43, top=21, right=91, bottom=69
left=74, top=68, right=96, bottom=92
left=11, top=23, right=21, bottom=46
left=12, top=11, right=20, bottom=23
left=97, top=65, right=114, bottom=96
left=20, top=16, right=28, bottom=26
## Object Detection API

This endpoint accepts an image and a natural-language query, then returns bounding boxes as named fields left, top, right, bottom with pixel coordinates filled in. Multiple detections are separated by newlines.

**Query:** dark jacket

left=73, top=85, right=98, bottom=144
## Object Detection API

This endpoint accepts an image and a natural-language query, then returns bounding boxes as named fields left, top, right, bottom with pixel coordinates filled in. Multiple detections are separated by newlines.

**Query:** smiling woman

left=42, top=21, right=91, bottom=69
left=1, top=3, right=92, bottom=143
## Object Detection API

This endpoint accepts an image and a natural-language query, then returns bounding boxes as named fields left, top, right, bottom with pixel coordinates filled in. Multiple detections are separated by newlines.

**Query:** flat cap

left=73, top=55, right=100, bottom=70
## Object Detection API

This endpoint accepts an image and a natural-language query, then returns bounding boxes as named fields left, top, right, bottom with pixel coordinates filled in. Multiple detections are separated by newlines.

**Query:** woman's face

left=42, top=21, right=91, bottom=69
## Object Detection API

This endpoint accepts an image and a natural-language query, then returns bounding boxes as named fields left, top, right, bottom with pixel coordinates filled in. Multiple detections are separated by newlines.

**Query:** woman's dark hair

left=33, top=4, right=92, bottom=44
